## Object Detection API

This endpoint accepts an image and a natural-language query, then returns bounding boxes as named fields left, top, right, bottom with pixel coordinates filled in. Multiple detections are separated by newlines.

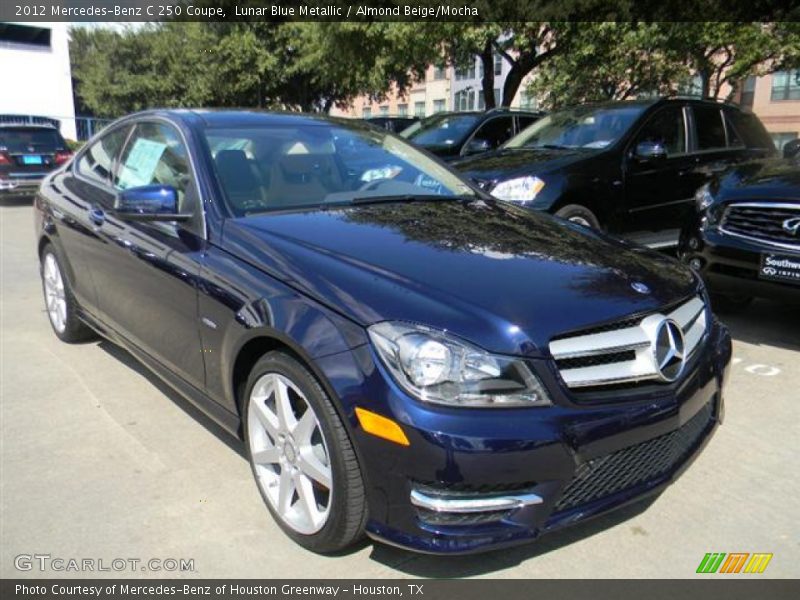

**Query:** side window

left=693, top=106, right=726, bottom=151
left=472, top=116, right=515, bottom=149
left=633, top=107, right=686, bottom=155
left=726, top=110, right=775, bottom=150
left=76, top=126, right=130, bottom=186
left=517, top=115, right=540, bottom=132
left=114, top=122, right=197, bottom=214
left=723, top=112, right=744, bottom=147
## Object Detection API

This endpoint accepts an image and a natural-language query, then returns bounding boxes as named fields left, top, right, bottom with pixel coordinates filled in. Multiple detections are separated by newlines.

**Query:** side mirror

left=783, top=138, right=800, bottom=159
left=113, top=185, right=190, bottom=221
left=464, top=138, right=492, bottom=155
left=634, top=141, right=668, bottom=161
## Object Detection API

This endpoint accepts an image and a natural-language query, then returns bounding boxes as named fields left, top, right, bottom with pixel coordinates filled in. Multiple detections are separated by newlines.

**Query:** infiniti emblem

left=654, top=319, right=686, bottom=382
left=631, top=282, right=651, bottom=295
left=782, top=217, right=800, bottom=236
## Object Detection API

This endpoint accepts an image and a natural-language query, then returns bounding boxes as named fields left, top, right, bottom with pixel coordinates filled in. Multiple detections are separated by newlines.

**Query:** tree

left=432, top=21, right=577, bottom=108
left=531, top=23, right=691, bottom=109
left=664, top=22, right=800, bottom=100
left=70, top=24, right=221, bottom=117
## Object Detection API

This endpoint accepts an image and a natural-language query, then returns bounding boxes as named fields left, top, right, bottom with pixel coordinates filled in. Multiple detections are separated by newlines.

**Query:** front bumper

left=317, top=318, right=732, bottom=554
left=680, top=226, right=800, bottom=304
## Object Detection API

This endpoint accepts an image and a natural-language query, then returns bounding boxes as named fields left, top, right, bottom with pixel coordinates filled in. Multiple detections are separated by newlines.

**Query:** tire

left=710, top=293, right=753, bottom=314
left=243, top=351, right=367, bottom=553
left=555, top=204, right=601, bottom=229
left=40, top=244, right=95, bottom=343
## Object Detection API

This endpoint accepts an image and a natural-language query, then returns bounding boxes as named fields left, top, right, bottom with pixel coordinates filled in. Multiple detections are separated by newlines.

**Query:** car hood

left=716, top=157, right=800, bottom=201
left=452, top=147, right=596, bottom=184
left=223, top=199, right=697, bottom=356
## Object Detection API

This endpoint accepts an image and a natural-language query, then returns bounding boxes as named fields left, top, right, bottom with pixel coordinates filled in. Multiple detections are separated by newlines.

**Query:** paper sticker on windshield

left=117, top=138, right=167, bottom=189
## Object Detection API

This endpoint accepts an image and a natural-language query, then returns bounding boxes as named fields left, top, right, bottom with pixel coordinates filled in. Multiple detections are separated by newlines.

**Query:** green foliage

left=531, top=23, right=690, bottom=109
left=70, top=20, right=800, bottom=119
left=70, top=22, right=443, bottom=116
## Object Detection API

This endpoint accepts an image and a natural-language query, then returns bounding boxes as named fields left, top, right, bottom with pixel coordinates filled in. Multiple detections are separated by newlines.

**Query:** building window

left=494, top=53, right=503, bottom=76
left=771, top=70, right=800, bottom=101
left=397, top=104, right=408, bottom=117
left=477, top=93, right=485, bottom=111
left=433, top=64, right=446, bottom=80
left=433, top=99, right=446, bottom=113
left=414, top=102, right=425, bottom=117
left=494, top=88, right=502, bottom=105
left=519, top=90, right=538, bottom=110
left=0, top=23, right=51, bottom=47
left=454, top=89, right=476, bottom=112
left=770, top=132, right=798, bottom=151
left=740, top=76, right=756, bottom=108
left=379, top=105, right=389, bottom=117
left=362, top=107, right=371, bottom=119
left=455, top=59, right=476, bottom=81
left=681, top=74, right=704, bottom=98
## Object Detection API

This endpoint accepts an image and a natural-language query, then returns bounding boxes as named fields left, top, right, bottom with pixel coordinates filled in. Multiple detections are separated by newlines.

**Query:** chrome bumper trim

left=410, top=488, right=543, bottom=513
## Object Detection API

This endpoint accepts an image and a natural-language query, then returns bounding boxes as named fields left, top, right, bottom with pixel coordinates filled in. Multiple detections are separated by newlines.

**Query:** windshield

left=401, top=114, right=481, bottom=147
left=504, top=104, right=646, bottom=150
left=205, top=123, right=476, bottom=216
left=0, top=127, right=65, bottom=152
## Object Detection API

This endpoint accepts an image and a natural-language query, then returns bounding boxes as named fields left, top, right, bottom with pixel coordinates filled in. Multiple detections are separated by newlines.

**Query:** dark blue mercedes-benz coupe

left=34, top=110, right=731, bottom=554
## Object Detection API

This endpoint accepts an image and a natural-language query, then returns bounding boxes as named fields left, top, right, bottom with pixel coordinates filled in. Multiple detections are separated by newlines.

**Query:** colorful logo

left=696, top=552, right=773, bottom=574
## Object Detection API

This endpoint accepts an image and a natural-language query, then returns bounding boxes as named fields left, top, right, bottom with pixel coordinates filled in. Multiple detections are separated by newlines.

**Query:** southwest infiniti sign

left=759, top=253, right=800, bottom=284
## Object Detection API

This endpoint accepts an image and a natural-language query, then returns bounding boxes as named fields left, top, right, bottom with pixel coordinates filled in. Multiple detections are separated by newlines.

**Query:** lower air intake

left=554, top=402, right=713, bottom=512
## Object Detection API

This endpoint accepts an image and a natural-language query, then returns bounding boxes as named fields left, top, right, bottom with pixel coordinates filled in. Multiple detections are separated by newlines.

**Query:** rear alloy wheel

left=40, top=245, right=94, bottom=343
left=555, top=204, right=601, bottom=229
left=244, top=352, right=367, bottom=552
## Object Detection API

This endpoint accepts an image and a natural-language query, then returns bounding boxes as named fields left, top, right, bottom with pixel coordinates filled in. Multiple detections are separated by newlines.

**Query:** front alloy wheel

left=243, top=352, right=367, bottom=552
left=248, top=372, right=333, bottom=534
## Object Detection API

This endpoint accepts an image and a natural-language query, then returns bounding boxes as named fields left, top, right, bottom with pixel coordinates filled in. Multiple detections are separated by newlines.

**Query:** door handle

left=88, top=207, right=105, bottom=227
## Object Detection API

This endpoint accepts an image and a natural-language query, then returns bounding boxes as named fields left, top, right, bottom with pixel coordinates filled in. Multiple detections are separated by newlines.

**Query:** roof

left=109, top=109, right=340, bottom=129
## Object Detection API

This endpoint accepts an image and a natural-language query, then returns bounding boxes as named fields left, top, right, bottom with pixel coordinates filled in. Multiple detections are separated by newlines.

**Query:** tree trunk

left=479, top=41, right=495, bottom=110
left=502, top=65, right=526, bottom=107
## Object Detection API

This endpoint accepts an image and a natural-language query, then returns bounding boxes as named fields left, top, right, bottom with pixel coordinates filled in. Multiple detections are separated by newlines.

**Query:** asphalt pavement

left=1, top=199, right=798, bottom=578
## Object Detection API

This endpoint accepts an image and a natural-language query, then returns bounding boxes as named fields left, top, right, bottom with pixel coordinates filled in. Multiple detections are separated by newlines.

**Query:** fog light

left=688, top=237, right=700, bottom=250
left=689, top=258, right=703, bottom=271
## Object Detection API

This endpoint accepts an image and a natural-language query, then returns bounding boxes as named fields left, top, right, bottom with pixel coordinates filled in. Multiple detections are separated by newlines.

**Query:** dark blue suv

left=34, top=110, right=731, bottom=554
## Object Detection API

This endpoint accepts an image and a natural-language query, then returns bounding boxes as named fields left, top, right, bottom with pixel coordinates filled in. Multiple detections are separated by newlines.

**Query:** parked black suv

left=678, top=142, right=800, bottom=309
left=454, top=98, right=776, bottom=247
left=401, top=108, right=545, bottom=161
left=0, top=117, right=72, bottom=200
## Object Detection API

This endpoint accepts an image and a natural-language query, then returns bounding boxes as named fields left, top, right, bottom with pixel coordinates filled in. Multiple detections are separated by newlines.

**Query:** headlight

left=491, top=176, right=545, bottom=202
left=694, top=183, right=714, bottom=212
left=368, top=322, right=551, bottom=407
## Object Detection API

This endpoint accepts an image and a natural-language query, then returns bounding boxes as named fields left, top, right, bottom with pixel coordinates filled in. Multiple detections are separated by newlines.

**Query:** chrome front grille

left=549, top=296, right=707, bottom=389
left=720, top=202, right=800, bottom=249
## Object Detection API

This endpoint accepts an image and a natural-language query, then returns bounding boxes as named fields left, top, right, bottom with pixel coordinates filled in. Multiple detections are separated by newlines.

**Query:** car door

left=683, top=104, right=749, bottom=197
left=86, top=120, right=207, bottom=390
left=623, top=104, right=697, bottom=233
left=58, top=124, right=133, bottom=313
